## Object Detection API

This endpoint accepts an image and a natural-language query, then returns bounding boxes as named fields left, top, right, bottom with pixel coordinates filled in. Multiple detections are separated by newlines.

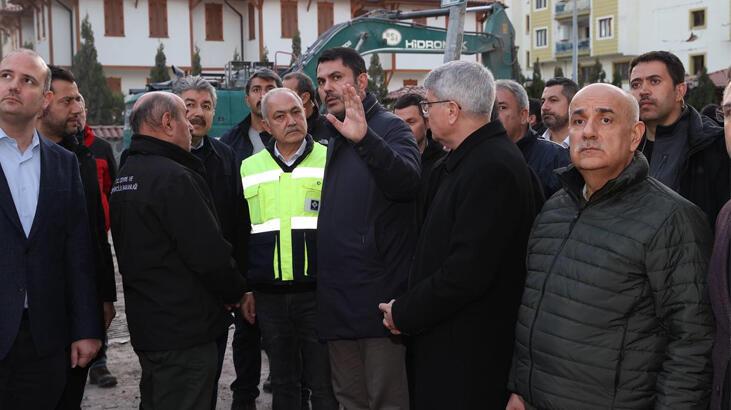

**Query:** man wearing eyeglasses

left=629, top=51, right=729, bottom=226
left=379, top=60, right=541, bottom=409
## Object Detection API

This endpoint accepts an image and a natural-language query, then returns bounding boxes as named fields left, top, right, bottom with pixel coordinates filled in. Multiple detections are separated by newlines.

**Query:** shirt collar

left=0, top=128, right=40, bottom=149
left=274, top=138, right=307, bottom=165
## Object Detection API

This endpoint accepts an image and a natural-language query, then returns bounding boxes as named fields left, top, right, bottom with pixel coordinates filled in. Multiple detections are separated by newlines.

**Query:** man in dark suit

left=0, top=49, right=102, bottom=409
left=380, top=61, right=541, bottom=410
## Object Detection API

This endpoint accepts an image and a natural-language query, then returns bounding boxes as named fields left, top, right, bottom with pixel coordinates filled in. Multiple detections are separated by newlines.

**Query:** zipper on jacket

left=656, top=154, right=669, bottom=173
left=527, top=208, right=583, bottom=403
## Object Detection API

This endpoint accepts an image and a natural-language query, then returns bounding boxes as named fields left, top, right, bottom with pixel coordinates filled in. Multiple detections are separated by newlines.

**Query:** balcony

left=555, top=0, right=591, bottom=19
left=555, top=39, right=590, bottom=57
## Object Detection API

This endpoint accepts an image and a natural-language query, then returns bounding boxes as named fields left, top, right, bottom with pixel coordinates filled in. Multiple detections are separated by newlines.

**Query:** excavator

left=122, top=2, right=515, bottom=143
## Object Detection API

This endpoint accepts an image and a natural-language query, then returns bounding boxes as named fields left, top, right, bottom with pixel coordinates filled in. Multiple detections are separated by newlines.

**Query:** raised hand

left=326, top=84, right=368, bottom=143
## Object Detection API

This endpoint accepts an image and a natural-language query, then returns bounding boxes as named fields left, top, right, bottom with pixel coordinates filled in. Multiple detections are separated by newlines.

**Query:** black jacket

left=509, top=153, right=714, bottom=409
left=314, top=93, right=421, bottom=340
left=392, top=121, right=541, bottom=410
left=307, top=109, right=329, bottom=142
left=516, top=127, right=570, bottom=199
left=417, top=133, right=447, bottom=229
left=220, top=114, right=272, bottom=166
left=110, top=135, right=247, bottom=351
left=192, top=136, right=250, bottom=275
left=640, top=105, right=729, bottom=226
left=59, top=136, right=117, bottom=304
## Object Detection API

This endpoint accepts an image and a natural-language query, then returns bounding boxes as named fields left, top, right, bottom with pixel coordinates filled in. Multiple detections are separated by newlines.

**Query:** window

left=613, top=62, right=629, bottom=81
left=413, top=16, right=427, bottom=26
left=403, top=79, right=418, bottom=87
left=318, top=2, right=334, bottom=35
left=248, top=4, right=256, bottom=40
left=205, top=3, right=223, bottom=41
left=579, top=65, right=593, bottom=84
left=535, top=0, right=547, bottom=10
left=525, top=15, right=530, bottom=35
left=106, top=77, right=122, bottom=94
left=535, top=28, right=547, bottom=48
left=104, top=0, right=124, bottom=37
left=281, top=1, right=298, bottom=38
left=690, top=54, right=706, bottom=75
left=149, top=0, right=168, bottom=38
left=597, top=16, right=613, bottom=39
left=690, top=9, right=706, bottom=29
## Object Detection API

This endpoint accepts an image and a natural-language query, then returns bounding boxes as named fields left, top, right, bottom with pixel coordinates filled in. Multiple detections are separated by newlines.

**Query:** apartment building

left=0, top=0, right=494, bottom=95
left=504, top=0, right=731, bottom=86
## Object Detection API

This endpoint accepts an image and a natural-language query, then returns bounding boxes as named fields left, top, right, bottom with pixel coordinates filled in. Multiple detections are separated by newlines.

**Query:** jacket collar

left=558, top=151, right=649, bottom=207
left=655, top=105, right=722, bottom=152
left=516, top=126, right=539, bottom=149
left=265, top=134, right=315, bottom=171
left=444, top=120, right=505, bottom=173
left=128, top=134, right=206, bottom=176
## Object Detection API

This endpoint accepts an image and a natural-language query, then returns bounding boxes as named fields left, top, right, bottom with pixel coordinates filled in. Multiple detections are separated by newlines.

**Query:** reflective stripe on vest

left=241, top=143, right=326, bottom=281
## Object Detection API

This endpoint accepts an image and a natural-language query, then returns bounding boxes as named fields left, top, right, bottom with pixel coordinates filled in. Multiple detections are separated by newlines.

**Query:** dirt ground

left=81, top=270, right=273, bottom=410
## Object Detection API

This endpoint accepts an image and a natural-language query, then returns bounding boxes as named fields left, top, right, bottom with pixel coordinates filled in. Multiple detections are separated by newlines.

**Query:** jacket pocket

left=244, top=185, right=262, bottom=223
left=303, top=180, right=323, bottom=214
left=247, top=232, right=277, bottom=282
left=612, top=322, right=629, bottom=407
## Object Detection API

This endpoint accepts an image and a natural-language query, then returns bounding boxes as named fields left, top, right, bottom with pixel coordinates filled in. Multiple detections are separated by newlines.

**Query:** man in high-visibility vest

left=240, top=88, right=338, bottom=410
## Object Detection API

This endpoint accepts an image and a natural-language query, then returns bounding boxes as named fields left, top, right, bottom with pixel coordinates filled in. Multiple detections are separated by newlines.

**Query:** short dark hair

left=529, top=97, right=542, bottom=118
left=283, top=71, right=316, bottom=101
left=545, top=77, right=579, bottom=102
left=48, top=65, right=76, bottom=90
left=629, top=51, right=685, bottom=85
left=317, top=47, right=366, bottom=77
left=393, top=93, right=425, bottom=117
left=245, top=68, right=282, bottom=95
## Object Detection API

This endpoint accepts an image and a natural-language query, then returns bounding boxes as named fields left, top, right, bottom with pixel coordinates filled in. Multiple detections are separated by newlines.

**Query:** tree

left=553, top=65, right=564, bottom=78
left=686, top=67, right=718, bottom=111
left=588, top=59, right=606, bottom=84
left=525, top=59, right=545, bottom=99
left=367, top=53, right=388, bottom=102
left=71, top=15, right=124, bottom=125
left=191, top=45, right=202, bottom=75
left=611, top=69, right=623, bottom=87
left=291, top=30, right=302, bottom=65
left=150, top=43, right=170, bottom=83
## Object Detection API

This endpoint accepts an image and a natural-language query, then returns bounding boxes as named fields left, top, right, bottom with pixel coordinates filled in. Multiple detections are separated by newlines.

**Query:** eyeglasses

left=715, top=105, right=731, bottom=123
left=419, top=100, right=460, bottom=117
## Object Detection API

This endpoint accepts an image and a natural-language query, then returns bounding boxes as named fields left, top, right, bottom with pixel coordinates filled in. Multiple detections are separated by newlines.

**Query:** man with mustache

left=37, top=65, right=116, bottom=410
left=539, top=77, right=578, bottom=147
left=220, top=68, right=281, bottom=410
left=173, top=76, right=251, bottom=410
left=239, top=88, right=337, bottom=410
left=0, top=49, right=101, bottom=410
left=507, top=83, right=714, bottom=410
left=313, top=47, right=420, bottom=410
left=629, top=51, right=728, bottom=226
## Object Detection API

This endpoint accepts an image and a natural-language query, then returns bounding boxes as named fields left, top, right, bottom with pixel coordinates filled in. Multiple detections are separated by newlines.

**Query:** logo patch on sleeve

left=306, top=198, right=320, bottom=212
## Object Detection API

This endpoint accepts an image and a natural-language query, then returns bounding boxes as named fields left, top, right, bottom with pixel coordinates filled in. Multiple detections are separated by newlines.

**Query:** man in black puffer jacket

left=507, top=83, right=714, bottom=410
left=630, top=51, right=729, bottom=227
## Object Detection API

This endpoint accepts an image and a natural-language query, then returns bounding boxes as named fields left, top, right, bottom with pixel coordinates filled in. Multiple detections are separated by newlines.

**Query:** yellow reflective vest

left=241, top=138, right=325, bottom=285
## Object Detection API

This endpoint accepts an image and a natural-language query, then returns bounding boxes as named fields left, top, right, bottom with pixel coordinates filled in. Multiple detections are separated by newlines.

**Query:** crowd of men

left=0, top=45, right=729, bottom=410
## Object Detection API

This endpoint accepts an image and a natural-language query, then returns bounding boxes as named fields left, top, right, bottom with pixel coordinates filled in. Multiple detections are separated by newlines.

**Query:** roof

left=385, top=85, right=426, bottom=101
left=91, top=125, right=124, bottom=141
left=708, top=68, right=730, bottom=88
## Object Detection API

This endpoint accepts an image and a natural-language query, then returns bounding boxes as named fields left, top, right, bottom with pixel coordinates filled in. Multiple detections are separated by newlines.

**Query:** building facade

left=0, top=0, right=495, bottom=95
left=505, top=0, right=731, bottom=87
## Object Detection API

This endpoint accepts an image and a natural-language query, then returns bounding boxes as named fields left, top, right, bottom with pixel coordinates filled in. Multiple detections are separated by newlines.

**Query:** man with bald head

left=239, top=88, right=337, bottom=410
left=507, top=83, right=714, bottom=410
left=110, top=91, right=248, bottom=409
left=0, top=49, right=102, bottom=409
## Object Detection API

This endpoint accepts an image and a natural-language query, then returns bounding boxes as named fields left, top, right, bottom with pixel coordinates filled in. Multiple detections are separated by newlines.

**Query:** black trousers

left=137, top=342, right=218, bottom=410
left=231, top=311, right=261, bottom=405
left=0, top=312, right=67, bottom=409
